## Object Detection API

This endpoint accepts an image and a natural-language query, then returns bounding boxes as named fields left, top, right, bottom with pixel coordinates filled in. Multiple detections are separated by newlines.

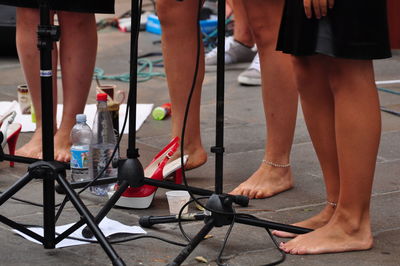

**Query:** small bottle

left=152, top=103, right=172, bottom=120
left=70, top=114, right=92, bottom=182
left=89, top=93, right=118, bottom=196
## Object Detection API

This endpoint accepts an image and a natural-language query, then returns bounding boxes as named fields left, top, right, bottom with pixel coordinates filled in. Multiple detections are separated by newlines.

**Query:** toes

left=272, top=230, right=297, bottom=238
left=241, top=188, right=252, bottom=198
left=229, top=187, right=240, bottom=195
left=248, top=189, right=258, bottom=199
left=273, top=230, right=287, bottom=237
left=255, top=190, right=267, bottom=199
left=290, top=248, right=298, bottom=255
left=279, top=242, right=289, bottom=253
left=55, top=150, right=71, bottom=162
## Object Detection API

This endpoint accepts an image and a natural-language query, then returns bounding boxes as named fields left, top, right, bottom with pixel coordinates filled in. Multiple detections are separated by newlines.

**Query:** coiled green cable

left=94, top=58, right=165, bottom=83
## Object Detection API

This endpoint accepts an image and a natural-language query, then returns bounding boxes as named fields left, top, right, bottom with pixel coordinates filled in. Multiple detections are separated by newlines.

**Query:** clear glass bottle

left=89, top=93, right=118, bottom=196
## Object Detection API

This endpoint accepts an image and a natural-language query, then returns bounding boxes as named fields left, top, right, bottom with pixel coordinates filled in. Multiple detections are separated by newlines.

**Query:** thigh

left=325, top=57, right=375, bottom=96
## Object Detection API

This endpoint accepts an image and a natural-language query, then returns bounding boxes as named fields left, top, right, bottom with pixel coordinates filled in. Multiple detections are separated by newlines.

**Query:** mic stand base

left=80, top=157, right=216, bottom=239
left=168, top=194, right=312, bottom=266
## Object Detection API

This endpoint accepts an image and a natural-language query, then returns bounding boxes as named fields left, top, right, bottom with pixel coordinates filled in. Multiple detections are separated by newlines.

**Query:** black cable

left=65, top=234, right=187, bottom=247
left=234, top=213, right=286, bottom=266
left=177, top=0, right=250, bottom=219
left=175, top=195, right=238, bottom=266
left=0, top=190, right=46, bottom=207
left=263, top=228, right=286, bottom=266
left=216, top=213, right=236, bottom=266
left=0, top=190, right=65, bottom=208
left=177, top=196, right=210, bottom=242
left=18, top=223, right=186, bottom=247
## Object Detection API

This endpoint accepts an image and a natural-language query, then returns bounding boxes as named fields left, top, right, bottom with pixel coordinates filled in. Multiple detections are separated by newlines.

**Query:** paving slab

left=0, top=1, right=400, bottom=265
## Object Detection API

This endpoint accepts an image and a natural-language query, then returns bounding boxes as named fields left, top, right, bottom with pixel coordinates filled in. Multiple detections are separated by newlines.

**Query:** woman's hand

left=304, top=0, right=335, bottom=19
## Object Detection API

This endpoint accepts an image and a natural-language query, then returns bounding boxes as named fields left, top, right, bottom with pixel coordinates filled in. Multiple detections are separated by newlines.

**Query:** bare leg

left=54, top=12, right=97, bottom=162
left=273, top=56, right=339, bottom=237
left=15, top=8, right=57, bottom=159
left=230, top=0, right=254, bottom=47
left=230, top=0, right=298, bottom=199
left=157, top=0, right=207, bottom=170
left=281, top=55, right=378, bottom=254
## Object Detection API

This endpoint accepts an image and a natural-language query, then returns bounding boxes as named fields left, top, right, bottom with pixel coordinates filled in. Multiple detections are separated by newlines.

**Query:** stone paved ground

left=0, top=1, right=399, bottom=265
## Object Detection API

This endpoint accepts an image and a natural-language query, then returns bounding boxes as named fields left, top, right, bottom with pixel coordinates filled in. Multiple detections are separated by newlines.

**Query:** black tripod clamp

left=37, top=24, right=60, bottom=50
left=28, top=161, right=66, bottom=180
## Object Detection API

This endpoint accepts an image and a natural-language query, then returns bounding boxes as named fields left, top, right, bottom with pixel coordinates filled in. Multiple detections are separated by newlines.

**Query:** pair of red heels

left=109, top=137, right=188, bottom=209
left=1, top=111, right=22, bottom=167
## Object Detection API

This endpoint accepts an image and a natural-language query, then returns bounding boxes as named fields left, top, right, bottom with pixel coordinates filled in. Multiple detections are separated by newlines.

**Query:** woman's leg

left=273, top=55, right=340, bottom=237
left=281, top=56, right=378, bottom=254
left=230, top=0, right=298, bottom=199
left=230, top=0, right=254, bottom=47
left=157, top=0, right=207, bottom=169
left=54, top=12, right=97, bottom=162
left=15, top=8, right=57, bottom=159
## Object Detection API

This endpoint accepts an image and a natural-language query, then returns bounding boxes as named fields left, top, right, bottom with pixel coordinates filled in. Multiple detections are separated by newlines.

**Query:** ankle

left=261, top=159, right=291, bottom=174
left=331, top=210, right=372, bottom=235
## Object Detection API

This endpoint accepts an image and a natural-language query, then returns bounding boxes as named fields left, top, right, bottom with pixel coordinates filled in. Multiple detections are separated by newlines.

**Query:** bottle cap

left=152, top=107, right=167, bottom=120
left=76, top=114, right=87, bottom=123
left=97, top=93, right=108, bottom=102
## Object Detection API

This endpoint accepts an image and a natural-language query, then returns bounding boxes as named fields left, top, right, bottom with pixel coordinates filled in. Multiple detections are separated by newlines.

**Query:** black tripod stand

left=0, top=1, right=124, bottom=265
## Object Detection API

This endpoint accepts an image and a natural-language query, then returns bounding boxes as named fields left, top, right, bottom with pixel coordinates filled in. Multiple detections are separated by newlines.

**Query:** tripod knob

left=232, top=195, right=249, bottom=207
left=82, top=227, right=93, bottom=239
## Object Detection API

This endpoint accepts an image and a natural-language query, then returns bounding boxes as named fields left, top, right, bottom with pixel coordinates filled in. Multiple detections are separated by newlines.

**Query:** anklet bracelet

left=262, top=160, right=290, bottom=168
left=327, top=201, right=337, bottom=208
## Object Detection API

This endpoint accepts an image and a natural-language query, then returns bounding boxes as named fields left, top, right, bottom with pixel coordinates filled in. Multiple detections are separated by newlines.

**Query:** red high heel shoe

left=1, top=111, right=22, bottom=167
left=109, top=138, right=188, bottom=209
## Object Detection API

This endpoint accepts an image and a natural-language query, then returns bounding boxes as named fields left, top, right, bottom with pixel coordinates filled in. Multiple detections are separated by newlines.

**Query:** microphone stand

left=57, top=1, right=311, bottom=265
left=75, top=0, right=217, bottom=241
left=137, top=1, right=312, bottom=265
left=0, top=1, right=124, bottom=265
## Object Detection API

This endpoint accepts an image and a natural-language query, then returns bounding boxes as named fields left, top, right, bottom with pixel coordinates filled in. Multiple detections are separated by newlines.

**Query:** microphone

left=139, top=213, right=205, bottom=228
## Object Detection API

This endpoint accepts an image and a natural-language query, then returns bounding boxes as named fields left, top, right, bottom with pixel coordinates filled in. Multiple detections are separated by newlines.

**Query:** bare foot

left=15, top=129, right=43, bottom=159
left=279, top=219, right=373, bottom=254
left=169, top=146, right=207, bottom=171
left=54, top=130, right=72, bottom=162
left=272, top=203, right=336, bottom=238
left=229, top=163, right=293, bottom=199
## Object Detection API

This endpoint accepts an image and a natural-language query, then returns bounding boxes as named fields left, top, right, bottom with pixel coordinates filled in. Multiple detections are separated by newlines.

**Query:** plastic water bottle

left=89, top=93, right=118, bottom=196
left=70, top=114, right=92, bottom=182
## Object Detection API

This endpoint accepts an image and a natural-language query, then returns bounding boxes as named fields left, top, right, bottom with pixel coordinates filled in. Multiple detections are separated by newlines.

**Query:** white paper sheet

left=0, top=101, right=153, bottom=133
left=13, top=217, right=146, bottom=248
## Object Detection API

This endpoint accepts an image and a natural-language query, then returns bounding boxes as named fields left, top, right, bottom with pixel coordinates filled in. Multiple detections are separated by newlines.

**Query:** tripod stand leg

left=81, top=180, right=130, bottom=239
left=167, top=218, right=215, bottom=266
left=56, top=174, right=126, bottom=266
left=0, top=173, right=33, bottom=205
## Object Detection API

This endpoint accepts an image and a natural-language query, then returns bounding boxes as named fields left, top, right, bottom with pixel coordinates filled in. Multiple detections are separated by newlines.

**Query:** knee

left=16, top=8, right=39, bottom=28
left=250, top=22, right=276, bottom=49
left=156, top=0, right=180, bottom=27
left=292, top=58, right=314, bottom=95
left=156, top=0, right=197, bottom=31
left=58, top=12, right=95, bottom=28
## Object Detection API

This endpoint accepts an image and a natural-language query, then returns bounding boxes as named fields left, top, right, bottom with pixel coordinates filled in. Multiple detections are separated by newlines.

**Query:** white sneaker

left=205, top=36, right=256, bottom=66
left=237, top=53, right=261, bottom=86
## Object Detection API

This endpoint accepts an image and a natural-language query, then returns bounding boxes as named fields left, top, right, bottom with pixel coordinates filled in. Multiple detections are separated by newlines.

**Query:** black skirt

left=0, top=0, right=115, bottom=14
left=277, top=0, right=391, bottom=60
